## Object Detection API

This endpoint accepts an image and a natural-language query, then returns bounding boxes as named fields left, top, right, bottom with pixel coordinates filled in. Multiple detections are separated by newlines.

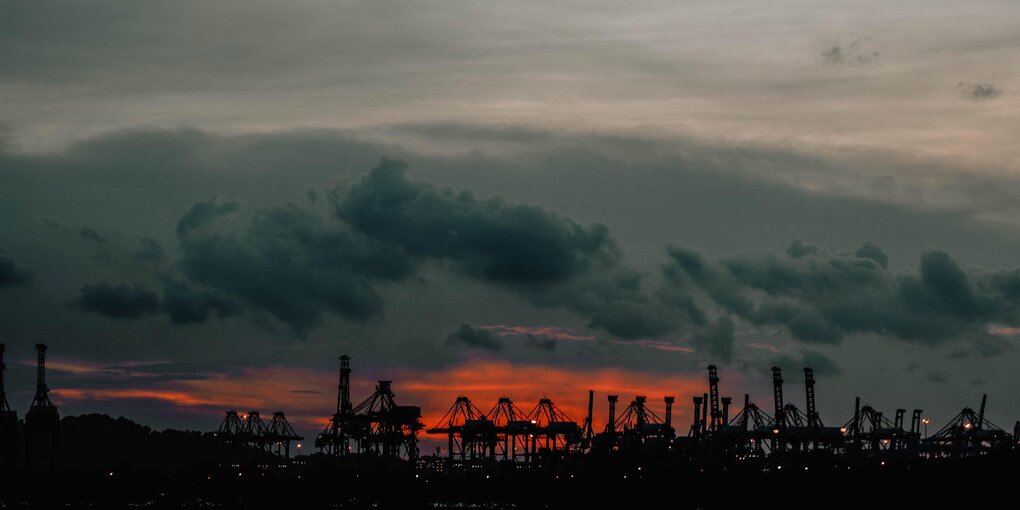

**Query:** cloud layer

left=115, top=159, right=664, bottom=338
left=58, top=150, right=1020, bottom=365
left=0, top=254, right=31, bottom=288
left=958, top=82, right=1003, bottom=102
left=74, top=282, right=159, bottom=319
left=663, top=240, right=1020, bottom=350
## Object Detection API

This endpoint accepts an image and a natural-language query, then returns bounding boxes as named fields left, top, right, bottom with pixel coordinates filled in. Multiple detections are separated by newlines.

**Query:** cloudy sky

left=2, top=1, right=1019, bottom=440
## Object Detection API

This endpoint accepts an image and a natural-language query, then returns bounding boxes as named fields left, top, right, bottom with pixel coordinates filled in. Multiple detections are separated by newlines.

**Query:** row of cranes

left=214, top=410, right=303, bottom=458
left=426, top=394, right=583, bottom=469
left=672, top=364, right=1016, bottom=465
left=212, top=355, right=424, bottom=463
left=689, top=366, right=850, bottom=462
left=923, top=395, right=1014, bottom=458
left=423, top=362, right=1020, bottom=472
left=209, top=354, right=1020, bottom=473
left=424, top=391, right=685, bottom=471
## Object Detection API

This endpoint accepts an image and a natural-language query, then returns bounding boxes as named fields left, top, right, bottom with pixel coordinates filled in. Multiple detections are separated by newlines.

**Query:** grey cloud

left=958, top=82, right=1002, bottom=102
left=176, top=198, right=241, bottom=239
left=664, top=242, right=1020, bottom=349
left=662, top=246, right=752, bottom=319
left=785, top=239, right=820, bottom=259
left=949, top=334, right=1012, bottom=359
left=29, top=147, right=682, bottom=337
left=925, top=369, right=950, bottom=384
left=336, top=159, right=620, bottom=285
left=161, top=280, right=239, bottom=324
left=524, top=336, right=557, bottom=351
left=972, top=335, right=1011, bottom=357
left=134, top=237, right=165, bottom=265
left=73, top=278, right=239, bottom=325
left=691, top=316, right=735, bottom=362
left=0, top=254, right=31, bottom=288
left=821, top=37, right=879, bottom=64
left=171, top=159, right=677, bottom=337
left=10, top=125, right=1020, bottom=258
left=8, top=126, right=1020, bottom=367
left=855, top=241, right=888, bottom=269
left=177, top=199, right=413, bottom=334
left=334, top=159, right=675, bottom=338
left=79, top=226, right=165, bottom=267
left=588, top=300, right=677, bottom=340
left=74, top=282, right=160, bottom=319
left=447, top=323, right=502, bottom=351
left=80, top=227, right=104, bottom=243
left=43, top=360, right=214, bottom=389
left=783, top=308, right=844, bottom=345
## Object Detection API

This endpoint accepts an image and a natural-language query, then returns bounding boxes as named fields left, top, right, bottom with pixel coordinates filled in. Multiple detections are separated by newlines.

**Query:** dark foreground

left=2, top=455, right=1017, bottom=509
left=3, top=414, right=1019, bottom=508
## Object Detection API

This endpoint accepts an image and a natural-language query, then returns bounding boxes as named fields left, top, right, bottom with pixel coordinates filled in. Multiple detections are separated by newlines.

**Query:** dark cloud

left=447, top=323, right=502, bottom=351
left=66, top=274, right=237, bottom=325
left=663, top=242, right=1020, bottom=349
left=169, top=159, right=676, bottom=337
left=74, top=282, right=160, bottom=319
left=524, top=336, right=557, bottom=351
left=335, top=159, right=620, bottom=285
left=587, top=300, right=677, bottom=340
left=662, top=247, right=751, bottom=319
left=949, top=334, right=1012, bottom=359
left=177, top=199, right=413, bottom=333
left=770, top=349, right=841, bottom=376
left=958, top=82, right=1002, bottom=102
left=0, top=254, right=31, bottom=288
left=925, top=369, right=950, bottom=384
left=854, top=241, right=888, bottom=269
left=7, top=125, right=1020, bottom=399
left=785, top=239, right=820, bottom=259
left=78, top=225, right=165, bottom=267
left=176, top=197, right=241, bottom=239
left=821, top=37, right=880, bottom=64
left=691, top=316, right=735, bottom=362
left=80, top=227, right=105, bottom=243
left=133, top=237, right=165, bottom=265
left=161, top=280, right=239, bottom=324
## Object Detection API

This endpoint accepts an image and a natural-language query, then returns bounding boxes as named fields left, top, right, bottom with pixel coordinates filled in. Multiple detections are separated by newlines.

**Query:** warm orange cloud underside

left=50, top=361, right=728, bottom=438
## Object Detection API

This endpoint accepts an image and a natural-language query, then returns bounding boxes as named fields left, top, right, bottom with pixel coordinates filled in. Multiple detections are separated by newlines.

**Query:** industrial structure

left=213, top=410, right=304, bottom=458
left=313, top=355, right=423, bottom=463
left=3, top=343, right=1019, bottom=479
left=25, top=344, right=58, bottom=470
left=407, top=360, right=1020, bottom=474
left=1, top=344, right=61, bottom=471
left=0, top=344, right=18, bottom=470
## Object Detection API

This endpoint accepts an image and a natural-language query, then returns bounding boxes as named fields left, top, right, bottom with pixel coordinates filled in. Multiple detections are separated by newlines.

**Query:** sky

left=2, top=1, right=1020, bottom=442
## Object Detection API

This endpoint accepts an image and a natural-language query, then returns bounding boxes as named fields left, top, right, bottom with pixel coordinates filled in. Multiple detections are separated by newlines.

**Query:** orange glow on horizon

left=52, top=388, right=225, bottom=408
left=390, top=361, right=712, bottom=433
left=50, top=360, right=731, bottom=438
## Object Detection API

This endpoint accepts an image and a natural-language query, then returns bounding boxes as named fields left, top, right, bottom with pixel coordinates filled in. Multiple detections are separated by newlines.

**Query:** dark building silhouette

left=25, top=344, right=57, bottom=470
left=0, top=344, right=18, bottom=470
